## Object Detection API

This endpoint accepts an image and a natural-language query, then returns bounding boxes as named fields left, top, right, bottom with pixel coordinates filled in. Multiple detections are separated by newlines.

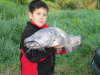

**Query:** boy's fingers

left=53, top=45, right=64, bottom=48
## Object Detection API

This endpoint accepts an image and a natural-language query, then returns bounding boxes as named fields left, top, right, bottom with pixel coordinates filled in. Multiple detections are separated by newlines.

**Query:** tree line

left=14, top=0, right=100, bottom=9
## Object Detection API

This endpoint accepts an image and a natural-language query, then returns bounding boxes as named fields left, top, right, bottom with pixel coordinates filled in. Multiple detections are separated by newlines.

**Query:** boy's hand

left=53, top=45, right=64, bottom=48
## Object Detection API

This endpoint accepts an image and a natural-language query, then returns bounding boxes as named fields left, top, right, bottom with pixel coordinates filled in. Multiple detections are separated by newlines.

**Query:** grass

left=0, top=1, right=100, bottom=75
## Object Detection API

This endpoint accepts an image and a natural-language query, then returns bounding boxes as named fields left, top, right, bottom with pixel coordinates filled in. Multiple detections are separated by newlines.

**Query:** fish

left=24, top=27, right=81, bottom=53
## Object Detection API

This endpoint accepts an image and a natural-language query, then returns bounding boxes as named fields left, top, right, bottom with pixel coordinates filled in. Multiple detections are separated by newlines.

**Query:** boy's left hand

left=53, top=45, right=64, bottom=48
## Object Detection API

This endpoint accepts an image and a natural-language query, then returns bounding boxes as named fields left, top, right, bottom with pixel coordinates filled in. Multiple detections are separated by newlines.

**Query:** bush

left=45, top=1, right=61, bottom=10
left=56, top=0, right=79, bottom=9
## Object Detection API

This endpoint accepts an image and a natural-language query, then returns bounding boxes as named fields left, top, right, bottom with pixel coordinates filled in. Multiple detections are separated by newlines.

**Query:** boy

left=20, top=0, right=67, bottom=75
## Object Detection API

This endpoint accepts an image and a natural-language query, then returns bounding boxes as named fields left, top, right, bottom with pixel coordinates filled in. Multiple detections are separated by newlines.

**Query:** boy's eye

left=36, top=12, right=47, bottom=17
left=37, top=13, right=41, bottom=15
left=43, top=14, right=47, bottom=17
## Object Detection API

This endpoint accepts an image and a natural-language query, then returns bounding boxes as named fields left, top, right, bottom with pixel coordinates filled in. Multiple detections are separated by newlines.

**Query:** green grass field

left=0, top=1, right=100, bottom=75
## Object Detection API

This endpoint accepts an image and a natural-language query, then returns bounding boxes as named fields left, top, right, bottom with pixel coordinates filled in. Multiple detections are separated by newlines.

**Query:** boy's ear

left=28, top=12, right=33, bottom=19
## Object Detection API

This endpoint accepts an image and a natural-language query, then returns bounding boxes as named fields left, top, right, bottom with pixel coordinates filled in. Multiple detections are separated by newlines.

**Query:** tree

left=97, top=0, right=100, bottom=9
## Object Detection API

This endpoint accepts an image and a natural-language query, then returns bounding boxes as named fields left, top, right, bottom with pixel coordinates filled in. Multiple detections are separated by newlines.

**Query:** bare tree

left=97, top=0, right=100, bottom=9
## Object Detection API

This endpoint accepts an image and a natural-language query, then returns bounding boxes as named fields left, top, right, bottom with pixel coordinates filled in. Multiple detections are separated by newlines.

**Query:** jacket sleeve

left=24, top=47, right=55, bottom=62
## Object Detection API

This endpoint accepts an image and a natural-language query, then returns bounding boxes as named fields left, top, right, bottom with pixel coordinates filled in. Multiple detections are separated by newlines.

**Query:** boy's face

left=29, top=7, right=48, bottom=26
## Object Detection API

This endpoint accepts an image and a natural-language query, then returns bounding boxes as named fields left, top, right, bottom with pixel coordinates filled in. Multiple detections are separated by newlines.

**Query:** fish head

left=64, top=35, right=81, bottom=53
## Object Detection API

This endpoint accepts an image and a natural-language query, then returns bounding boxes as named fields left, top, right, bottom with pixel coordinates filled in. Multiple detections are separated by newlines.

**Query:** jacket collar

left=30, top=21, right=49, bottom=28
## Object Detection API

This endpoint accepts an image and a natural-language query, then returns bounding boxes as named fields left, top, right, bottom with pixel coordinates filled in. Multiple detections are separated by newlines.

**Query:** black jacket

left=20, top=22, right=55, bottom=62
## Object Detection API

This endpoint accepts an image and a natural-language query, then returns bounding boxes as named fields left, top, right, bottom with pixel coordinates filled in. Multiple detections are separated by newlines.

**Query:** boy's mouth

left=39, top=20, right=44, bottom=23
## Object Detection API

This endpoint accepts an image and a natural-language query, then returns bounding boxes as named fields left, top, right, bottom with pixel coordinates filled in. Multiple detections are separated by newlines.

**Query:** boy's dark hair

left=29, top=0, right=49, bottom=13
